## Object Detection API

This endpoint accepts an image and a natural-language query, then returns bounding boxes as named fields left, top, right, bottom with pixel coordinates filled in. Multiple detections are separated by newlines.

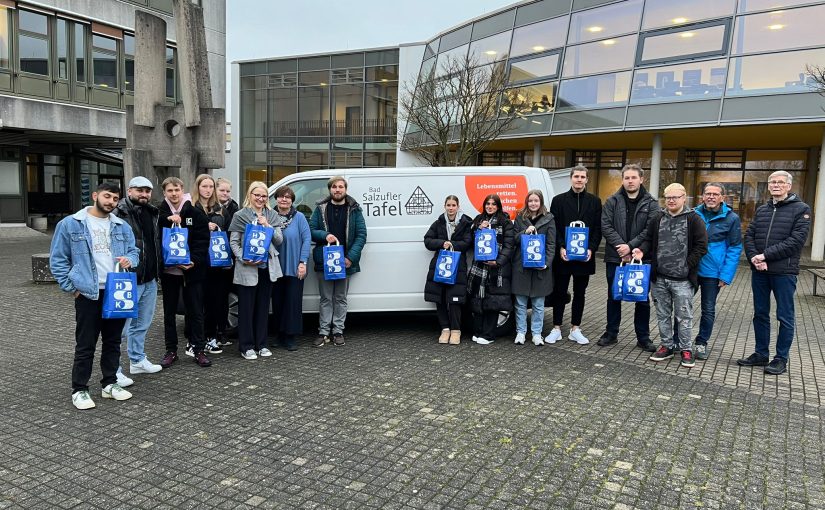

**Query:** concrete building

left=232, top=0, right=825, bottom=258
left=0, top=0, right=225, bottom=226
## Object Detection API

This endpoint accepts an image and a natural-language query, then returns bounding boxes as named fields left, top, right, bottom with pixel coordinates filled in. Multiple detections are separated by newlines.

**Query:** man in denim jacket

left=50, top=182, right=140, bottom=410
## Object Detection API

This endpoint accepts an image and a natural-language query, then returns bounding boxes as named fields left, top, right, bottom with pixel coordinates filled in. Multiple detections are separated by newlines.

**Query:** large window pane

left=366, top=65, right=398, bottom=82
left=726, top=48, right=825, bottom=96
left=501, top=82, right=557, bottom=115
left=0, top=8, right=8, bottom=69
left=57, top=19, right=68, bottom=79
left=642, top=0, right=735, bottom=30
left=439, top=25, right=472, bottom=52
left=299, top=70, right=328, bottom=86
left=332, top=84, right=363, bottom=136
left=568, top=0, right=643, bottom=44
left=732, top=5, right=825, bottom=55
left=75, top=24, right=86, bottom=82
left=93, top=50, right=116, bottom=87
left=19, top=34, right=48, bottom=75
left=365, top=83, right=397, bottom=136
left=468, top=31, right=512, bottom=65
left=508, top=53, right=559, bottom=84
left=639, top=23, right=728, bottom=64
left=124, top=34, right=134, bottom=92
left=298, top=86, right=330, bottom=136
left=436, top=44, right=468, bottom=76
left=269, top=87, right=297, bottom=137
left=631, top=59, right=726, bottom=104
left=738, top=0, right=815, bottom=13
left=558, top=71, right=632, bottom=110
left=19, top=10, right=47, bottom=35
left=93, top=35, right=117, bottom=52
left=240, top=89, right=267, bottom=139
left=510, top=16, right=568, bottom=57
left=166, top=68, right=174, bottom=97
left=562, top=35, right=637, bottom=78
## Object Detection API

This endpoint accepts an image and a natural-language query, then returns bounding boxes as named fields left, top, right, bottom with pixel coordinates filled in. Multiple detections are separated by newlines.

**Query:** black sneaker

left=597, top=333, right=617, bottom=347
left=286, top=342, right=298, bottom=352
left=680, top=350, right=696, bottom=368
left=313, top=335, right=329, bottom=348
left=649, top=345, right=674, bottom=361
left=736, top=353, right=770, bottom=366
left=636, top=339, right=656, bottom=352
left=159, top=351, right=178, bottom=368
left=333, top=333, right=345, bottom=346
left=764, top=358, right=787, bottom=375
left=695, top=344, right=709, bottom=360
left=216, top=333, right=233, bottom=347
left=194, top=351, right=212, bottom=367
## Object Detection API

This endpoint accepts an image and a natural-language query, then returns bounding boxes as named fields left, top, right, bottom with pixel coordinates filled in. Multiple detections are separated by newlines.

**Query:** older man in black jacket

left=738, top=171, right=811, bottom=375
left=599, top=164, right=659, bottom=351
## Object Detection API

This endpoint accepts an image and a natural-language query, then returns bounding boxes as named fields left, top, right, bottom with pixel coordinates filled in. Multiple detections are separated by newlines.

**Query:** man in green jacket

left=309, top=176, right=367, bottom=347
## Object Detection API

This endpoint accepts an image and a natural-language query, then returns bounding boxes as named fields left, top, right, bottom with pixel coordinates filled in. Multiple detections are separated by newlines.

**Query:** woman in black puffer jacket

left=423, top=195, right=473, bottom=345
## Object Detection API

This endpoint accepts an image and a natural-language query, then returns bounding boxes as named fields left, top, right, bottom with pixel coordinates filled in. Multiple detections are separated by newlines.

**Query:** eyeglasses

left=768, top=180, right=788, bottom=186
left=703, top=192, right=721, bottom=197
left=664, top=195, right=685, bottom=201
left=251, top=193, right=267, bottom=199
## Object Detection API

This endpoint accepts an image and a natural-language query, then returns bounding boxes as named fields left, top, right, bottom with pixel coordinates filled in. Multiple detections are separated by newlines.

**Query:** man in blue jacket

left=691, top=183, right=742, bottom=360
left=738, top=171, right=811, bottom=375
left=50, top=182, right=140, bottom=410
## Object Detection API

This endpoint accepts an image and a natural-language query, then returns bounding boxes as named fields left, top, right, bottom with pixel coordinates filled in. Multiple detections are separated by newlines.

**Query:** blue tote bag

left=611, top=261, right=626, bottom=301
left=162, top=223, right=190, bottom=266
left=433, top=249, right=460, bottom=285
left=323, top=242, right=347, bottom=281
left=521, top=234, right=546, bottom=268
left=565, top=221, right=589, bottom=262
left=242, top=219, right=274, bottom=264
left=474, top=228, right=498, bottom=262
left=102, top=265, right=138, bottom=319
left=209, top=229, right=232, bottom=268
left=622, top=259, right=651, bottom=302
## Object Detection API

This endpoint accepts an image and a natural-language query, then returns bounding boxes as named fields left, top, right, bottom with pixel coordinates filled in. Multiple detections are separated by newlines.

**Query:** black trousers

left=552, top=273, right=590, bottom=326
left=271, top=275, right=304, bottom=345
left=73, top=291, right=125, bottom=393
left=204, top=267, right=232, bottom=338
left=435, top=288, right=462, bottom=330
left=237, top=268, right=272, bottom=352
left=161, top=273, right=206, bottom=353
left=473, top=310, right=499, bottom=341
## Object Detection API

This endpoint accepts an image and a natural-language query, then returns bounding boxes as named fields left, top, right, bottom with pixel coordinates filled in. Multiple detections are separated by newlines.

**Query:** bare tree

left=806, top=64, right=825, bottom=94
left=398, top=54, right=539, bottom=166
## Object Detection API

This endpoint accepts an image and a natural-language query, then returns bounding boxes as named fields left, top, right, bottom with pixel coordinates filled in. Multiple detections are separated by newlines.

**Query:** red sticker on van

left=465, top=175, right=528, bottom=219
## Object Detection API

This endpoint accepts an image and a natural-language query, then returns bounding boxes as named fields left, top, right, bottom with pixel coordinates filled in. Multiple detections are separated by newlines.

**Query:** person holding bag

left=423, top=195, right=473, bottom=345
left=214, top=177, right=240, bottom=347
left=228, top=181, right=283, bottom=360
left=511, top=190, right=556, bottom=346
left=468, top=194, right=514, bottom=345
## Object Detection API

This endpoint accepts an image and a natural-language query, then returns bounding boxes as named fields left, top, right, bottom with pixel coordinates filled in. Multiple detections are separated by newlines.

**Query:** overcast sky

left=225, top=0, right=517, bottom=112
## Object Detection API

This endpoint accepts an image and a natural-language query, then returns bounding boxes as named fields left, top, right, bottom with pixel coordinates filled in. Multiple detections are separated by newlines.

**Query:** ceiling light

left=531, top=120, right=542, bottom=125
left=319, top=82, right=327, bottom=86
left=587, top=26, right=603, bottom=33
left=768, top=24, right=785, bottom=30
left=485, top=50, right=497, bottom=56
left=679, top=32, right=695, bottom=38
left=532, top=45, right=545, bottom=52
left=672, top=17, right=688, bottom=24
left=602, top=39, right=616, bottom=46
left=381, top=78, right=388, bottom=82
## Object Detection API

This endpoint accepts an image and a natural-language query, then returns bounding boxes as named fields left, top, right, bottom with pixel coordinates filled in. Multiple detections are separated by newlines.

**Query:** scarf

left=443, top=210, right=462, bottom=241
left=277, top=207, right=297, bottom=230
left=466, top=213, right=504, bottom=298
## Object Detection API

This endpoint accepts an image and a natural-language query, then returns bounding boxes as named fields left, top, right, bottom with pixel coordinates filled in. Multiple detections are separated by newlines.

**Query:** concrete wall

left=0, top=96, right=126, bottom=138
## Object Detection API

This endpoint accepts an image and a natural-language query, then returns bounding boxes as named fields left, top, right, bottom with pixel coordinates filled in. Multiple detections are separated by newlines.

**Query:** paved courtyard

left=2, top=235, right=825, bottom=509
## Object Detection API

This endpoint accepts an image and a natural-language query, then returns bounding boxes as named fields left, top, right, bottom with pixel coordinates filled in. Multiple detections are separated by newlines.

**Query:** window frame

left=17, top=9, right=51, bottom=77
left=636, top=19, right=732, bottom=67
left=506, top=50, right=562, bottom=86
left=91, top=33, right=118, bottom=89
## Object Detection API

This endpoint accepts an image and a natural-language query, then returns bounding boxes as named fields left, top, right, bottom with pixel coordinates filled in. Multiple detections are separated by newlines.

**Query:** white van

left=264, top=166, right=565, bottom=324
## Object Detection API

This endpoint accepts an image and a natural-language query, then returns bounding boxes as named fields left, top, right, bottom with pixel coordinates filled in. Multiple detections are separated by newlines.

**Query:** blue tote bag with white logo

left=565, top=221, right=589, bottom=262
left=611, top=262, right=626, bottom=301
left=433, top=249, right=460, bottom=285
left=474, top=228, right=498, bottom=262
left=242, top=219, right=274, bottom=264
left=102, top=265, right=138, bottom=319
left=323, top=242, right=346, bottom=280
left=162, top=223, right=191, bottom=266
left=622, top=259, right=651, bottom=302
left=209, top=229, right=232, bottom=267
left=521, top=233, right=546, bottom=268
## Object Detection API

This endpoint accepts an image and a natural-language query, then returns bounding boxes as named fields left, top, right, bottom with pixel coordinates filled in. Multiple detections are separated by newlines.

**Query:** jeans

left=237, top=268, right=272, bottom=352
left=514, top=295, right=545, bottom=336
left=752, top=272, right=798, bottom=361
left=73, top=291, right=125, bottom=393
left=652, top=278, right=694, bottom=352
left=122, top=279, right=158, bottom=363
left=318, top=277, right=349, bottom=335
left=693, top=276, right=721, bottom=346
left=160, top=273, right=205, bottom=353
left=552, top=273, right=590, bottom=326
left=605, top=263, right=651, bottom=341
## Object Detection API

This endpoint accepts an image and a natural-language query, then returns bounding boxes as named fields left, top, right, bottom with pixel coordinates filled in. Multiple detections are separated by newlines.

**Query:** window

left=558, top=71, right=632, bottom=110
left=567, top=0, right=643, bottom=45
left=268, top=87, right=297, bottom=137
left=510, top=16, right=568, bottom=58
left=124, top=34, right=134, bottom=92
left=642, top=0, right=735, bottom=30
left=562, top=35, right=637, bottom=78
left=75, top=23, right=86, bottom=82
left=365, top=82, right=397, bottom=136
left=299, top=70, right=328, bottom=86
left=92, top=35, right=117, bottom=88
left=166, top=46, right=175, bottom=98
left=332, top=84, right=363, bottom=136
left=637, top=21, right=730, bottom=65
left=366, top=65, right=398, bottom=82
left=436, top=44, right=468, bottom=76
left=0, top=7, right=9, bottom=69
left=726, top=48, right=825, bottom=96
left=298, top=85, right=330, bottom=136
left=631, top=59, right=726, bottom=103
left=56, top=19, right=68, bottom=79
left=468, top=31, right=512, bottom=65
left=732, top=4, right=825, bottom=55
left=18, top=10, right=49, bottom=76
left=508, top=52, right=560, bottom=84
left=737, top=0, right=815, bottom=13
left=501, top=82, right=557, bottom=116
left=472, top=10, right=515, bottom=41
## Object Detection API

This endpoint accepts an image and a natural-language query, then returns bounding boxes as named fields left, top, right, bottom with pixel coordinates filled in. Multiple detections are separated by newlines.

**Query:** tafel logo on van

left=464, top=175, right=528, bottom=219
left=362, top=186, right=433, bottom=217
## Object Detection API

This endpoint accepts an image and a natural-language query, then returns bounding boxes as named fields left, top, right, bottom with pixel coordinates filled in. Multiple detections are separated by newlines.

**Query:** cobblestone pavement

left=2, top=237, right=825, bottom=509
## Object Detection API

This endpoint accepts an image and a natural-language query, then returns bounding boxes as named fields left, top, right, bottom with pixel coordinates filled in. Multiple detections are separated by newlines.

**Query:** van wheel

left=493, top=310, right=515, bottom=337
left=226, top=291, right=239, bottom=338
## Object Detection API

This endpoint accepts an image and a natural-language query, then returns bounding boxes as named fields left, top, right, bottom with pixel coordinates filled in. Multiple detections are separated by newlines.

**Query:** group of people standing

left=424, top=164, right=811, bottom=375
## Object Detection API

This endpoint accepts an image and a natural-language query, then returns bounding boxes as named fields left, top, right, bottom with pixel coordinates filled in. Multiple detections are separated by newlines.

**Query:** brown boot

left=449, top=330, right=461, bottom=345
left=438, top=329, right=450, bottom=344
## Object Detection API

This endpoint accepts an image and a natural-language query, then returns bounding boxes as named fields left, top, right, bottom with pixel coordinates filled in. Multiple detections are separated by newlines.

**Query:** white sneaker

left=532, top=334, right=544, bottom=346
left=514, top=333, right=526, bottom=345
left=130, top=358, right=162, bottom=374
left=205, top=338, right=224, bottom=354
left=568, top=329, right=590, bottom=345
left=475, top=337, right=493, bottom=345
left=116, top=368, right=134, bottom=388
left=72, top=391, right=95, bottom=410
left=184, top=343, right=195, bottom=357
left=102, top=383, right=132, bottom=401
left=472, top=336, right=479, bottom=343
left=258, top=348, right=273, bottom=357
left=241, top=349, right=258, bottom=360
left=544, top=329, right=562, bottom=344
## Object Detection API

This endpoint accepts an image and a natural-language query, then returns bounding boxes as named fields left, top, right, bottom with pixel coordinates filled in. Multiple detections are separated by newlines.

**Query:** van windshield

left=286, top=178, right=329, bottom=220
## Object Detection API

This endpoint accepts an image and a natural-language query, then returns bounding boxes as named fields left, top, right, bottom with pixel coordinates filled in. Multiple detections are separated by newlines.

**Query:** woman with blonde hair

left=227, top=181, right=283, bottom=360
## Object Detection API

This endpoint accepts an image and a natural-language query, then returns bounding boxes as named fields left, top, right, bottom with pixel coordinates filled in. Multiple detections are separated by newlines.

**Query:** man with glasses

left=636, top=183, right=707, bottom=368
left=738, top=171, right=811, bottom=375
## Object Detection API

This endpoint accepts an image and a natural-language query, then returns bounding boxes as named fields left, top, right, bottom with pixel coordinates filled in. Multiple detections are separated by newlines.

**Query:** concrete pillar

left=533, top=140, right=542, bottom=167
left=649, top=133, right=662, bottom=199
left=811, top=130, right=825, bottom=261
left=174, top=0, right=214, bottom=127
left=134, top=11, right=167, bottom=128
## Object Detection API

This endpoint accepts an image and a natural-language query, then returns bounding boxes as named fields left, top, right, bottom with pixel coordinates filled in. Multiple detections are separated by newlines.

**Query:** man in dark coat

left=738, top=171, right=811, bottom=375
left=546, top=166, right=602, bottom=345
left=599, top=164, right=660, bottom=351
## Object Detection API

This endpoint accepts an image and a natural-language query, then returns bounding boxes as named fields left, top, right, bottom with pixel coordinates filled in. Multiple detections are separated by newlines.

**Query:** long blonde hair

left=519, top=189, right=548, bottom=219
left=242, top=181, right=270, bottom=209
left=192, top=173, right=218, bottom=211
